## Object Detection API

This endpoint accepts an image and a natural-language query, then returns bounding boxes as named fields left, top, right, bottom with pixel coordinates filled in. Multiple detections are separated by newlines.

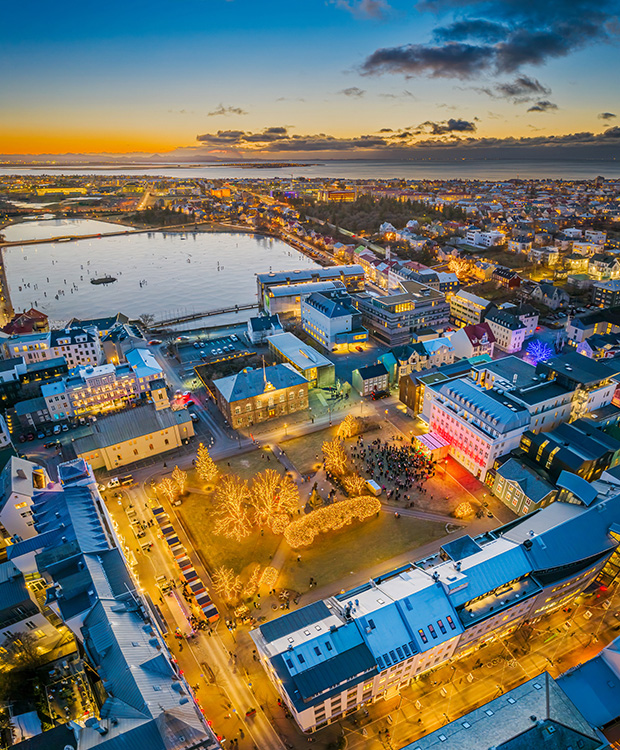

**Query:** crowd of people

left=350, top=436, right=437, bottom=505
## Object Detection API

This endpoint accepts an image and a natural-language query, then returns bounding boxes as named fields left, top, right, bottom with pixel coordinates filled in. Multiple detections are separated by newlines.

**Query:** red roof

left=463, top=321, right=496, bottom=346
left=2, top=308, right=48, bottom=335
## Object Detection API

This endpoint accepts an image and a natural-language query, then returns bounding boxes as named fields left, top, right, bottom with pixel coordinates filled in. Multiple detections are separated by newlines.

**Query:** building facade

left=354, top=281, right=450, bottom=347
left=449, top=289, right=491, bottom=327
left=301, top=289, right=367, bottom=351
left=251, top=490, right=620, bottom=732
left=213, top=364, right=309, bottom=429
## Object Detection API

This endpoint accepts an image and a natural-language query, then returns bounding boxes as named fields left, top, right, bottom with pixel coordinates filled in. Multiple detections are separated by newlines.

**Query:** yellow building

left=73, top=400, right=194, bottom=471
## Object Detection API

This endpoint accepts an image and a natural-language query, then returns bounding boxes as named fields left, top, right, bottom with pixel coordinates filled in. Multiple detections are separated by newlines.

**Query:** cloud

left=527, top=100, right=559, bottom=112
left=207, top=104, right=248, bottom=117
left=478, top=75, right=552, bottom=103
left=414, top=118, right=477, bottom=135
left=598, top=111, right=617, bottom=120
left=332, top=0, right=392, bottom=20
left=361, top=0, right=619, bottom=79
left=379, top=90, right=416, bottom=99
left=339, top=87, right=366, bottom=97
left=362, top=42, right=490, bottom=79
left=434, top=18, right=509, bottom=43
left=192, top=124, right=620, bottom=158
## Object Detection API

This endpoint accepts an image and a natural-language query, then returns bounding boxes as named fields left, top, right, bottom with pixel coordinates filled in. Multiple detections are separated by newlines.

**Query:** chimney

left=85, top=718, right=108, bottom=736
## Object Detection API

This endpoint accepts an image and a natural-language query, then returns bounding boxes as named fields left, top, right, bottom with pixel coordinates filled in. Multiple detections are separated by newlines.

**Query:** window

left=428, top=624, right=438, bottom=639
left=149, top=444, right=154, bottom=450
left=446, top=616, right=456, bottom=630
left=437, top=620, right=446, bottom=635
left=297, top=654, right=305, bottom=664
left=418, top=628, right=428, bottom=644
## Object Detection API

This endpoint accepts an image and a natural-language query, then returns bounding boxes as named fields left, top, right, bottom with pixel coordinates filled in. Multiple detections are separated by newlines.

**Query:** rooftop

left=267, top=332, right=332, bottom=369
left=400, top=673, right=603, bottom=750
left=214, top=363, right=308, bottom=403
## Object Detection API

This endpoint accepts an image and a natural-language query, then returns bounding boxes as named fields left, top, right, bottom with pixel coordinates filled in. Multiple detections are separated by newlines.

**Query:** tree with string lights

left=322, top=438, right=348, bottom=476
left=337, top=414, right=361, bottom=440
left=172, top=466, right=187, bottom=496
left=195, top=442, right=218, bottom=483
left=214, top=475, right=252, bottom=540
left=212, top=566, right=242, bottom=602
left=343, top=474, right=367, bottom=498
left=242, top=564, right=262, bottom=599
left=157, top=477, right=177, bottom=504
left=526, top=339, right=554, bottom=365
left=285, top=495, right=381, bottom=548
left=251, top=469, right=299, bottom=533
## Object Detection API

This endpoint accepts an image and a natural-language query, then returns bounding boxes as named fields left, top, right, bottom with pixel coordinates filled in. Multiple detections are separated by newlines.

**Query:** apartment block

left=252, top=489, right=620, bottom=732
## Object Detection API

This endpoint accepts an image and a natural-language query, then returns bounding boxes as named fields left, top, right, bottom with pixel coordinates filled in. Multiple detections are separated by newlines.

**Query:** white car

left=107, top=477, right=120, bottom=489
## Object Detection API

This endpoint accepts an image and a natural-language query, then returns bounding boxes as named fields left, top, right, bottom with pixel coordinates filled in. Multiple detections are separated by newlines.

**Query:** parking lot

left=174, top=332, right=252, bottom=368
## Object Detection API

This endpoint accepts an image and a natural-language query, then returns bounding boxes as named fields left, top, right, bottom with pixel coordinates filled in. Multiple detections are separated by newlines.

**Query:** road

left=106, top=483, right=286, bottom=750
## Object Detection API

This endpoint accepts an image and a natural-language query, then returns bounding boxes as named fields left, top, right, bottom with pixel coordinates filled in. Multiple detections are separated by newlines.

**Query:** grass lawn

left=280, top=426, right=339, bottom=475
left=176, top=490, right=282, bottom=577
left=280, top=513, right=445, bottom=594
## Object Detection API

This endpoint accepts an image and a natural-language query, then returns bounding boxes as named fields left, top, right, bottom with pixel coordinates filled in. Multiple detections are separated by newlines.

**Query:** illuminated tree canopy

left=195, top=442, right=219, bottom=483
left=284, top=496, right=381, bottom=548
left=172, top=465, right=187, bottom=495
left=337, top=414, right=361, bottom=440
left=526, top=339, right=554, bottom=365
left=322, top=438, right=348, bottom=476
left=213, top=566, right=242, bottom=602
left=157, top=477, right=177, bottom=503
left=214, top=475, right=252, bottom=540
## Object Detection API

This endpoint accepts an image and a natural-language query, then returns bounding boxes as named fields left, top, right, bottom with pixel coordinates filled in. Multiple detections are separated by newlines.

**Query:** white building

left=449, top=322, right=495, bottom=359
left=449, top=289, right=491, bottom=327
left=251, top=487, right=620, bottom=732
left=466, top=229, right=505, bottom=247
left=5, top=327, right=102, bottom=368
left=484, top=309, right=526, bottom=354
left=426, top=377, right=530, bottom=479
left=301, top=289, right=367, bottom=351
left=0, top=457, right=49, bottom=541
left=41, top=348, right=163, bottom=419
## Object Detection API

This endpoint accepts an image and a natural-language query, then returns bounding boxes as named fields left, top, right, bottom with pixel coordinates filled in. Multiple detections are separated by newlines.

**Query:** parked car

left=26, top=433, right=35, bottom=441
left=107, top=477, right=120, bottom=489
left=61, top=424, right=69, bottom=432
left=36, top=431, right=45, bottom=440
left=148, top=339, right=162, bottom=345
left=17, top=434, right=27, bottom=443
left=53, top=424, right=61, bottom=435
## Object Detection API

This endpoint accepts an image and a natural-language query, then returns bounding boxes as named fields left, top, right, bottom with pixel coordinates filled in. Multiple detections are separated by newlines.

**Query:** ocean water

left=2, top=219, right=318, bottom=327
left=0, top=158, right=618, bottom=181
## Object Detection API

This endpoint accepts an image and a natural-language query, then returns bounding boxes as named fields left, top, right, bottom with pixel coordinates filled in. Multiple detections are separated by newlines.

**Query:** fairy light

left=214, top=475, right=252, bottom=540
left=212, top=566, right=242, bottom=602
left=157, top=477, right=177, bottom=503
left=172, top=465, right=187, bottom=495
left=195, top=442, right=218, bottom=483
left=251, top=469, right=299, bottom=532
left=454, top=501, right=473, bottom=518
left=284, top=495, right=381, bottom=548
left=343, top=474, right=367, bottom=498
left=242, top=563, right=262, bottom=598
left=337, top=414, right=361, bottom=440
left=322, top=438, right=348, bottom=476
left=260, top=566, right=279, bottom=589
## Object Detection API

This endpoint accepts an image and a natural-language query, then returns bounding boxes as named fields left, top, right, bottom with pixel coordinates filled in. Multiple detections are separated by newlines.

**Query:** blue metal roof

left=556, top=470, right=599, bottom=506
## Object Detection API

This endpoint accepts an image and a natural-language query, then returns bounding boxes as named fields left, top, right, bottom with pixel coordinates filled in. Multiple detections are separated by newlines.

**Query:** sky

left=1, top=0, right=620, bottom=160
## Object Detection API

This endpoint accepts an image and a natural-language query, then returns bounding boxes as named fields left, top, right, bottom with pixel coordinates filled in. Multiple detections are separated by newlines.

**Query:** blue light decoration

left=526, top=339, right=554, bottom=365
